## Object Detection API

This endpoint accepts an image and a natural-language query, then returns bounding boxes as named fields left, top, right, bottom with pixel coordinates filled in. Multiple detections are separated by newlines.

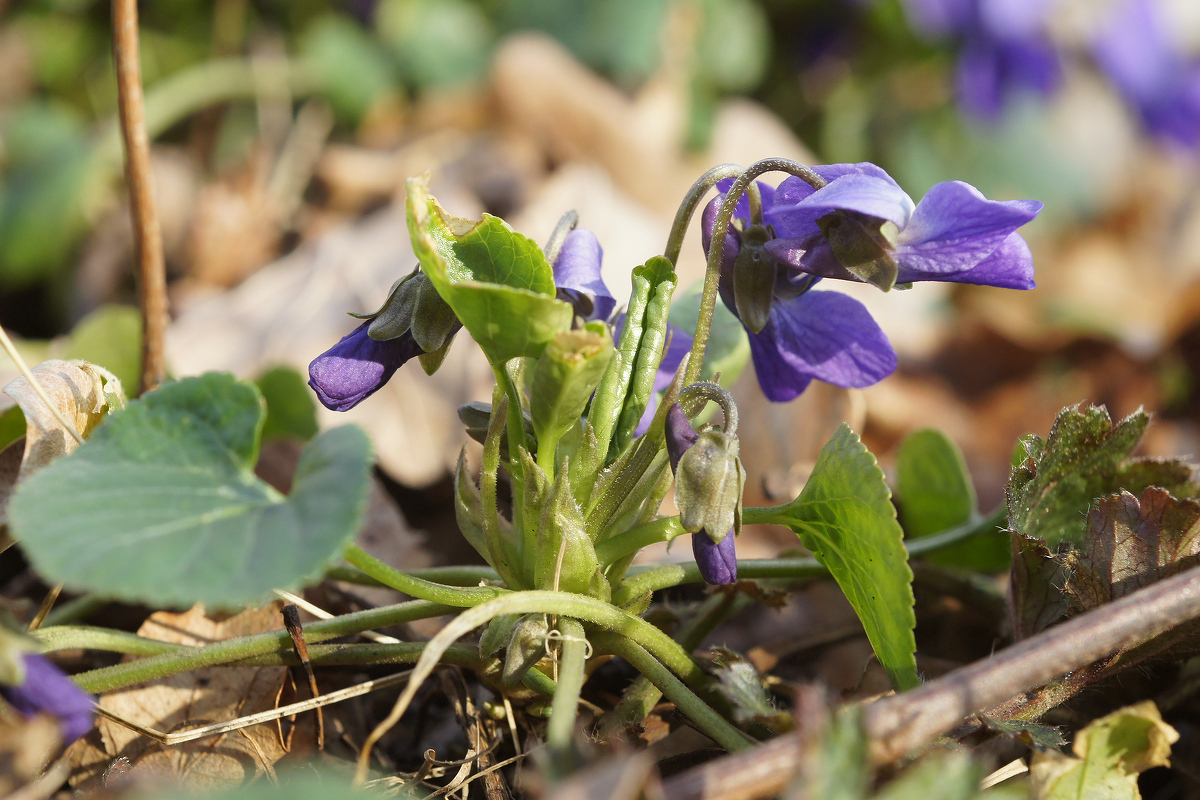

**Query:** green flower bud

left=816, top=210, right=900, bottom=291
left=675, top=426, right=745, bottom=542
left=530, top=324, right=614, bottom=458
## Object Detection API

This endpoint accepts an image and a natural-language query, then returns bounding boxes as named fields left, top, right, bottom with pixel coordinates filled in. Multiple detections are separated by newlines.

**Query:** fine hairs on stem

left=682, top=158, right=827, bottom=387
left=112, top=0, right=168, bottom=393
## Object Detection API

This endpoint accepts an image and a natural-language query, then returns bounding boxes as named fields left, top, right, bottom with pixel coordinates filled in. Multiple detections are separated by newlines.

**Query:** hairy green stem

left=480, top=392, right=523, bottom=588
left=56, top=599, right=453, bottom=693
left=596, top=516, right=686, bottom=565
left=546, top=618, right=589, bottom=751
left=593, top=632, right=753, bottom=752
left=613, top=504, right=1008, bottom=604
left=598, top=592, right=740, bottom=739
left=663, top=164, right=749, bottom=266
left=325, top=564, right=499, bottom=588
left=343, top=545, right=506, bottom=606
left=683, top=158, right=826, bottom=387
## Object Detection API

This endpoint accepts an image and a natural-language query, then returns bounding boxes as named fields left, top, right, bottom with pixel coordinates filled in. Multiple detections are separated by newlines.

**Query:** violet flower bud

left=692, top=530, right=738, bottom=586
left=308, top=322, right=423, bottom=411
left=0, top=653, right=94, bottom=743
left=552, top=228, right=616, bottom=322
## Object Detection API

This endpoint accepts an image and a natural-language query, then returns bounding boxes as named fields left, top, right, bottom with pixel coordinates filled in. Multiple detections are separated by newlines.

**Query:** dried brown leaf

left=3, top=359, right=115, bottom=480
left=0, top=713, right=61, bottom=796
left=70, top=603, right=307, bottom=792
left=1066, top=487, right=1200, bottom=612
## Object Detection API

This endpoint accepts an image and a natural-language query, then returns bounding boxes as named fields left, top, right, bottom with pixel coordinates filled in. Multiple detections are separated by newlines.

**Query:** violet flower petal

left=748, top=290, right=896, bottom=403
left=553, top=228, right=616, bottom=321
left=1, top=654, right=94, bottom=743
left=893, top=180, right=1042, bottom=281
left=308, top=322, right=422, bottom=412
left=787, top=174, right=917, bottom=230
left=692, top=531, right=737, bottom=585
left=919, top=230, right=1035, bottom=288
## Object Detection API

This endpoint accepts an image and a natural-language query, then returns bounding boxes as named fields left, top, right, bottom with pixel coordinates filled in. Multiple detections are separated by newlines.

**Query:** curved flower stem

left=545, top=618, right=589, bottom=756
left=343, top=545, right=508, bottom=606
left=597, top=591, right=740, bottom=739
left=593, top=632, right=753, bottom=752
left=663, top=164, right=748, bottom=266
left=543, top=210, right=579, bottom=266
left=354, top=590, right=718, bottom=784
left=37, top=626, right=182, bottom=657
left=325, top=564, right=499, bottom=588
left=683, top=158, right=827, bottom=387
left=48, top=599, right=454, bottom=694
left=677, top=381, right=738, bottom=435
left=613, top=504, right=1009, bottom=604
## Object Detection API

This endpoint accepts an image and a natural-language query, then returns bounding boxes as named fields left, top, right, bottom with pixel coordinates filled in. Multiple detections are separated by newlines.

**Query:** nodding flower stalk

left=664, top=383, right=745, bottom=585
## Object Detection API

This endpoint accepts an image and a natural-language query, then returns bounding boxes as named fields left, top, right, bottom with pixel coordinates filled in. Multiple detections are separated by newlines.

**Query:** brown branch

left=112, top=0, right=168, bottom=394
left=661, top=564, right=1200, bottom=800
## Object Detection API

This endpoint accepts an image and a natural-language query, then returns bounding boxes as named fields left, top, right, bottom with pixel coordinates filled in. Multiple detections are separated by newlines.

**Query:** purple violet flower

left=553, top=228, right=617, bottom=322
left=903, top=0, right=1060, bottom=118
left=764, top=163, right=1043, bottom=289
left=702, top=177, right=898, bottom=403
left=1, top=653, right=94, bottom=743
left=1093, top=0, right=1200, bottom=148
left=665, top=403, right=736, bottom=585
left=308, top=322, right=424, bottom=411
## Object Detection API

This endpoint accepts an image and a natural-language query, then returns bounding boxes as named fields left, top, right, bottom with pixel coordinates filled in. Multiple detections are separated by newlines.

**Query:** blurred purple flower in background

left=1, top=653, right=94, bottom=743
left=902, top=0, right=1060, bottom=118
left=1093, top=0, right=1200, bottom=148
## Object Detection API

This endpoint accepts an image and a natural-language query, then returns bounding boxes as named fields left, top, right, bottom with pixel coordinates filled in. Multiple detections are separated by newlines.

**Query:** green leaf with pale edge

left=1008, top=405, right=1197, bottom=548
left=9, top=373, right=372, bottom=608
left=767, top=424, right=918, bottom=691
left=406, top=176, right=572, bottom=364
left=896, top=429, right=1007, bottom=572
left=1031, top=701, right=1178, bottom=799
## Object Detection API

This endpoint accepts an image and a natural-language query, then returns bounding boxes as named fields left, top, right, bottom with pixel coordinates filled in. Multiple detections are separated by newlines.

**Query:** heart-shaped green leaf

left=9, top=373, right=372, bottom=608
left=762, top=424, right=918, bottom=691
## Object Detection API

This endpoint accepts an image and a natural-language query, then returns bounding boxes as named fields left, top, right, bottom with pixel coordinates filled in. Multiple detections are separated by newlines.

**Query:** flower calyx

left=666, top=383, right=745, bottom=545
left=731, top=222, right=778, bottom=334
left=367, top=269, right=461, bottom=360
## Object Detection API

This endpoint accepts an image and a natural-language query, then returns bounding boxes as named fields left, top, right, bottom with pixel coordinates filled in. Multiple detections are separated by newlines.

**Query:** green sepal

left=453, top=448, right=518, bottom=572
left=406, top=175, right=574, bottom=365
left=366, top=272, right=420, bottom=339
left=731, top=223, right=775, bottom=334
left=675, top=428, right=744, bottom=541
left=502, top=613, right=550, bottom=688
left=417, top=338, right=453, bottom=375
left=527, top=453, right=608, bottom=600
left=530, top=325, right=614, bottom=461
left=558, top=418, right=601, bottom=510
left=410, top=274, right=459, bottom=353
left=480, top=613, right=521, bottom=659
left=816, top=210, right=899, bottom=291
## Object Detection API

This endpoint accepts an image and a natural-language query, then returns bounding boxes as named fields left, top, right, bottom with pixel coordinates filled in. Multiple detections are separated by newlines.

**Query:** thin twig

left=661, top=565, right=1200, bottom=800
left=112, top=0, right=168, bottom=393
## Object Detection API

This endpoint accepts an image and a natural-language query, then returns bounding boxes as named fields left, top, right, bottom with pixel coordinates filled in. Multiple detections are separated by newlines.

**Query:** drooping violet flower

left=553, top=228, right=616, bottom=322
left=1, top=653, right=94, bottom=743
left=665, top=403, right=737, bottom=585
left=903, top=0, right=1060, bottom=119
left=308, top=322, right=423, bottom=411
left=762, top=163, right=1043, bottom=290
left=1093, top=0, right=1200, bottom=148
left=702, top=178, right=897, bottom=403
